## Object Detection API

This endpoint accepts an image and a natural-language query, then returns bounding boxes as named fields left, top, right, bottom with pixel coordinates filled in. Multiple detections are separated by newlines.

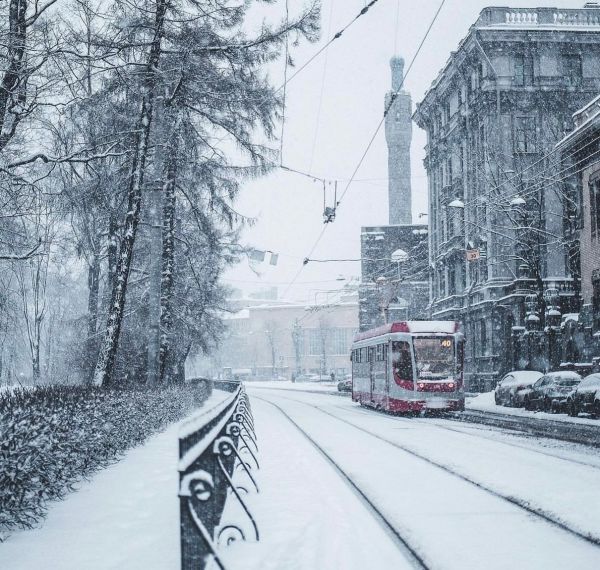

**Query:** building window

left=514, top=54, right=534, bottom=87
left=307, top=329, right=322, bottom=356
left=515, top=117, right=536, bottom=153
left=479, top=320, right=488, bottom=356
left=593, top=273, right=600, bottom=331
left=563, top=54, right=582, bottom=87
left=330, top=328, right=350, bottom=355
left=448, top=265, right=456, bottom=296
left=457, top=86, right=463, bottom=107
left=590, top=178, right=600, bottom=238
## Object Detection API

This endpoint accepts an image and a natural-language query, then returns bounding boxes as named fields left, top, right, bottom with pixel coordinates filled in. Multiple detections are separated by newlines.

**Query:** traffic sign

left=466, top=249, right=480, bottom=261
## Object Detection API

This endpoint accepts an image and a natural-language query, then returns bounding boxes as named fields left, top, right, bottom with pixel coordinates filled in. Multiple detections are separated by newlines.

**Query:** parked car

left=567, top=373, right=600, bottom=418
left=337, top=378, right=352, bottom=392
left=494, top=371, right=543, bottom=407
left=295, top=373, right=322, bottom=382
left=522, top=371, right=582, bottom=412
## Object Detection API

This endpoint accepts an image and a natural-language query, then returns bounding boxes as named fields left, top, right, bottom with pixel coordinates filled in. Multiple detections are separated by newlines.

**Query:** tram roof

left=353, top=321, right=459, bottom=342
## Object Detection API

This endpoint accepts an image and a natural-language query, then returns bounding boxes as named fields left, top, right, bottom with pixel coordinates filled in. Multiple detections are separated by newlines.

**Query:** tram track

left=414, top=417, right=600, bottom=471
left=253, top=395, right=430, bottom=570
left=253, top=390, right=600, bottom=549
left=446, top=408, right=600, bottom=448
left=253, top=386, right=600, bottom=470
left=334, top=398, right=600, bottom=471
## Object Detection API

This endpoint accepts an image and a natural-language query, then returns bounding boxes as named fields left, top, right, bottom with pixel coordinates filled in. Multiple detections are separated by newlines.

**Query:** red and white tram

left=351, top=321, right=465, bottom=413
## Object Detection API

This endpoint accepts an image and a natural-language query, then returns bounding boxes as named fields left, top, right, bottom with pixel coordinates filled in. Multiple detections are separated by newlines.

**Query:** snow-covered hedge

left=0, top=383, right=210, bottom=536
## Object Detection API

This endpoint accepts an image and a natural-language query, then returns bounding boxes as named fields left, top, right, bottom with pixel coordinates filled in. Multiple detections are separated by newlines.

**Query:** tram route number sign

left=466, top=248, right=480, bottom=262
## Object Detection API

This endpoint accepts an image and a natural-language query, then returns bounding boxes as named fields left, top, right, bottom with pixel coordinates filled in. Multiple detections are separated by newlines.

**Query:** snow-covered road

left=3, top=384, right=600, bottom=570
left=240, top=385, right=600, bottom=570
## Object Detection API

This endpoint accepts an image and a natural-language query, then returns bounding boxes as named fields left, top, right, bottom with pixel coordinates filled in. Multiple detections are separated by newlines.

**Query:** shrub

left=0, top=382, right=210, bottom=536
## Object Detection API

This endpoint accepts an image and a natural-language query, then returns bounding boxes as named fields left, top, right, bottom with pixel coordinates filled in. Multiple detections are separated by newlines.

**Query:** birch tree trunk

left=92, top=0, right=169, bottom=387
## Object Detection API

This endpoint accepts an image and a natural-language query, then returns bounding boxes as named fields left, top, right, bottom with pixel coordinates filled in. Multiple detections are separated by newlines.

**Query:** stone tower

left=385, top=56, right=412, bottom=225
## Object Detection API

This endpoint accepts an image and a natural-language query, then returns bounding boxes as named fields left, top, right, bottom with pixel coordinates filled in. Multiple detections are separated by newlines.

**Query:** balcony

left=477, top=7, right=600, bottom=28
left=436, top=234, right=464, bottom=259
left=432, top=295, right=464, bottom=316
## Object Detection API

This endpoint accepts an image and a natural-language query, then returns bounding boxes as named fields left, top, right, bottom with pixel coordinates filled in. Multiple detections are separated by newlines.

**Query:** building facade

left=558, top=94, right=600, bottom=364
left=358, top=224, right=428, bottom=331
left=414, top=6, right=600, bottom=388
left=188, top=291, right=359, bottom=380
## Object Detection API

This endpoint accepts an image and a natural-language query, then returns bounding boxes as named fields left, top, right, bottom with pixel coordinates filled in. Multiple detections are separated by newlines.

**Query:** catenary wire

left=282, top=0, right=447, bottom=298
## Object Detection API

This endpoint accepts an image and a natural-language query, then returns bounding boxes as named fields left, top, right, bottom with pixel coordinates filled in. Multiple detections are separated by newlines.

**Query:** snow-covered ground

left=4, top=384, right=600, bottom=569
left=468, top=390, right=600, bottom=426
left=246, top=380, right=339, bottom=392
left=0, top=390, right=231, bottom=570
left=238, top=386, right=600, bottom=569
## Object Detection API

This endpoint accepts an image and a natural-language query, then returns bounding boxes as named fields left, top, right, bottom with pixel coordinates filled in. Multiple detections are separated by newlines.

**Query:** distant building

left=189, top=290, right=359, bottom=379
left=358, top=56, right=429, bottom=331
left=414, top=5, right=600, bottom=388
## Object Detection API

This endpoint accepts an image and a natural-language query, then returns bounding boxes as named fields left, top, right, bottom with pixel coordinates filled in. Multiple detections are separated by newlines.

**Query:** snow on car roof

left=545, top=371, right=582, bottom=379
left=508, top=371, right=543, bottom=380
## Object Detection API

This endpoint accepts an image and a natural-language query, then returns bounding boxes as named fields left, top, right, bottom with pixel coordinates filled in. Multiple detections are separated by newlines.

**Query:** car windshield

left=555, top=379, right=580, bottom=387
left=413, top=337, right=455, bottom=379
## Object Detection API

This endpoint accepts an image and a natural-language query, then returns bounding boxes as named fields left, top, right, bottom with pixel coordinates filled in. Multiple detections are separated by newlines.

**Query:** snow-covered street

left=2, top=384, right=600, bottom=570
left=238, top=384, right=600, bottom=570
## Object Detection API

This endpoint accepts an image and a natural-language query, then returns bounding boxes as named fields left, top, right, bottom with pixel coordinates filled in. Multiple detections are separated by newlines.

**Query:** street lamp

left=448, top=198, right=465, bottom=209
left=509, top=195, right=526, bottom=207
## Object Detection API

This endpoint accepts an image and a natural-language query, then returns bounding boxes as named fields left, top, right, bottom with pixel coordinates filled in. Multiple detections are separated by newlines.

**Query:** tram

left=351, top=321, right=465, bottom=412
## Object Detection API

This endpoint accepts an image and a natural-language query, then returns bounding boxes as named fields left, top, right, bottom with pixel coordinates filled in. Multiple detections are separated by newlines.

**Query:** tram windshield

left=413, top=337, right=455, bottom=379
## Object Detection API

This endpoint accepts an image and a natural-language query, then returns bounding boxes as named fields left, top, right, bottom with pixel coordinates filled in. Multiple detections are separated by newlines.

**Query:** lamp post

left=291, top=319, right=302, bottom=380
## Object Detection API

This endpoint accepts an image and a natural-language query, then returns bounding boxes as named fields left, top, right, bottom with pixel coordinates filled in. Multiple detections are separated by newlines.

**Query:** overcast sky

left=225, top=0, right=580, bottom=303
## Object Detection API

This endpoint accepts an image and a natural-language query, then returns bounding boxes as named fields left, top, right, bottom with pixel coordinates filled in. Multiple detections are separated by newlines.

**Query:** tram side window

left=392, top=341, right=414, bottom=380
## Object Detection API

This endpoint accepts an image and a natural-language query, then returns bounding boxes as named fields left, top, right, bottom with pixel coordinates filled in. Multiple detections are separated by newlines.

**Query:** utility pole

left=292, top=319, right=302, bottom=377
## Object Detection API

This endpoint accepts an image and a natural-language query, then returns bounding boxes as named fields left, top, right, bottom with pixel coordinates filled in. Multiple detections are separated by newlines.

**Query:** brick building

left=414, top=5, right=600, bottom=388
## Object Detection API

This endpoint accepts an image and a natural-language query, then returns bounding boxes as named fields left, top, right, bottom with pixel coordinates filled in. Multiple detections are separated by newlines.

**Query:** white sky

left=225, top=0, right=580, bottom=302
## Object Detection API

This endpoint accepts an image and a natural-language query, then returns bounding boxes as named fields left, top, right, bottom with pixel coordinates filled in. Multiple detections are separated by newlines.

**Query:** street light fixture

left=510, top=195, right=526, bottom=207
left=448, top=198, right=465, bottom=209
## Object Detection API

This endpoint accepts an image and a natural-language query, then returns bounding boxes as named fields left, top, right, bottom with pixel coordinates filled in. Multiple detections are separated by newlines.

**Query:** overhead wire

left=278, top=0, right=383, bottom=92
left=279, top=0, right=290, bottom=164
left=308, top=0, right=336, bottom=173
left=282, top=0, right=447, bottom=298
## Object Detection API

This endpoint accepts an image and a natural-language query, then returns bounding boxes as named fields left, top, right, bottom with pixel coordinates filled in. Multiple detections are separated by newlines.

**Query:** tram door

left=369, top=346, right=376, bottom=403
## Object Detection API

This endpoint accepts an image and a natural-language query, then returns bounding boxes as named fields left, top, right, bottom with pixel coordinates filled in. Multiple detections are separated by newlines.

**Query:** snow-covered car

left=337, top=378, right=352, bottom=392
left=523, top=371, right=582, bottom=412
left=295, top=373, right=322, bottom=382
left=494, top=371, right=543, bottom=407
left=567, top=373, right=600, bottom=418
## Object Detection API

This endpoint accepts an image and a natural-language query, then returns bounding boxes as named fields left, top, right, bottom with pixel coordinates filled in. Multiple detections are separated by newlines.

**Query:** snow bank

left=467, top=391, right=600, bottom=426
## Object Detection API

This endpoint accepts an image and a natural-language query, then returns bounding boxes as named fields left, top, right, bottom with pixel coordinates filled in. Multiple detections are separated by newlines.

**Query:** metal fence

left=178, top=380, right=259, bottom=570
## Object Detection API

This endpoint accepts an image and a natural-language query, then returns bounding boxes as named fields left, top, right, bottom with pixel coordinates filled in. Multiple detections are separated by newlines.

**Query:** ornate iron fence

left=179, top=380, right=259, bottom=569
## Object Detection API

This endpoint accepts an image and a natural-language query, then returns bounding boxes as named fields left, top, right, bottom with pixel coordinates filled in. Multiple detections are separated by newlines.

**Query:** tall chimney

left=385, top=56, right=412, bottom=225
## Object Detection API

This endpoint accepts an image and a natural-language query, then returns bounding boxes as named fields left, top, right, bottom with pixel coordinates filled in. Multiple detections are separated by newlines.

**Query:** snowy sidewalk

left=0, top=389, right=409, bottom=570
left=0, top=391, right=230, bottom=570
